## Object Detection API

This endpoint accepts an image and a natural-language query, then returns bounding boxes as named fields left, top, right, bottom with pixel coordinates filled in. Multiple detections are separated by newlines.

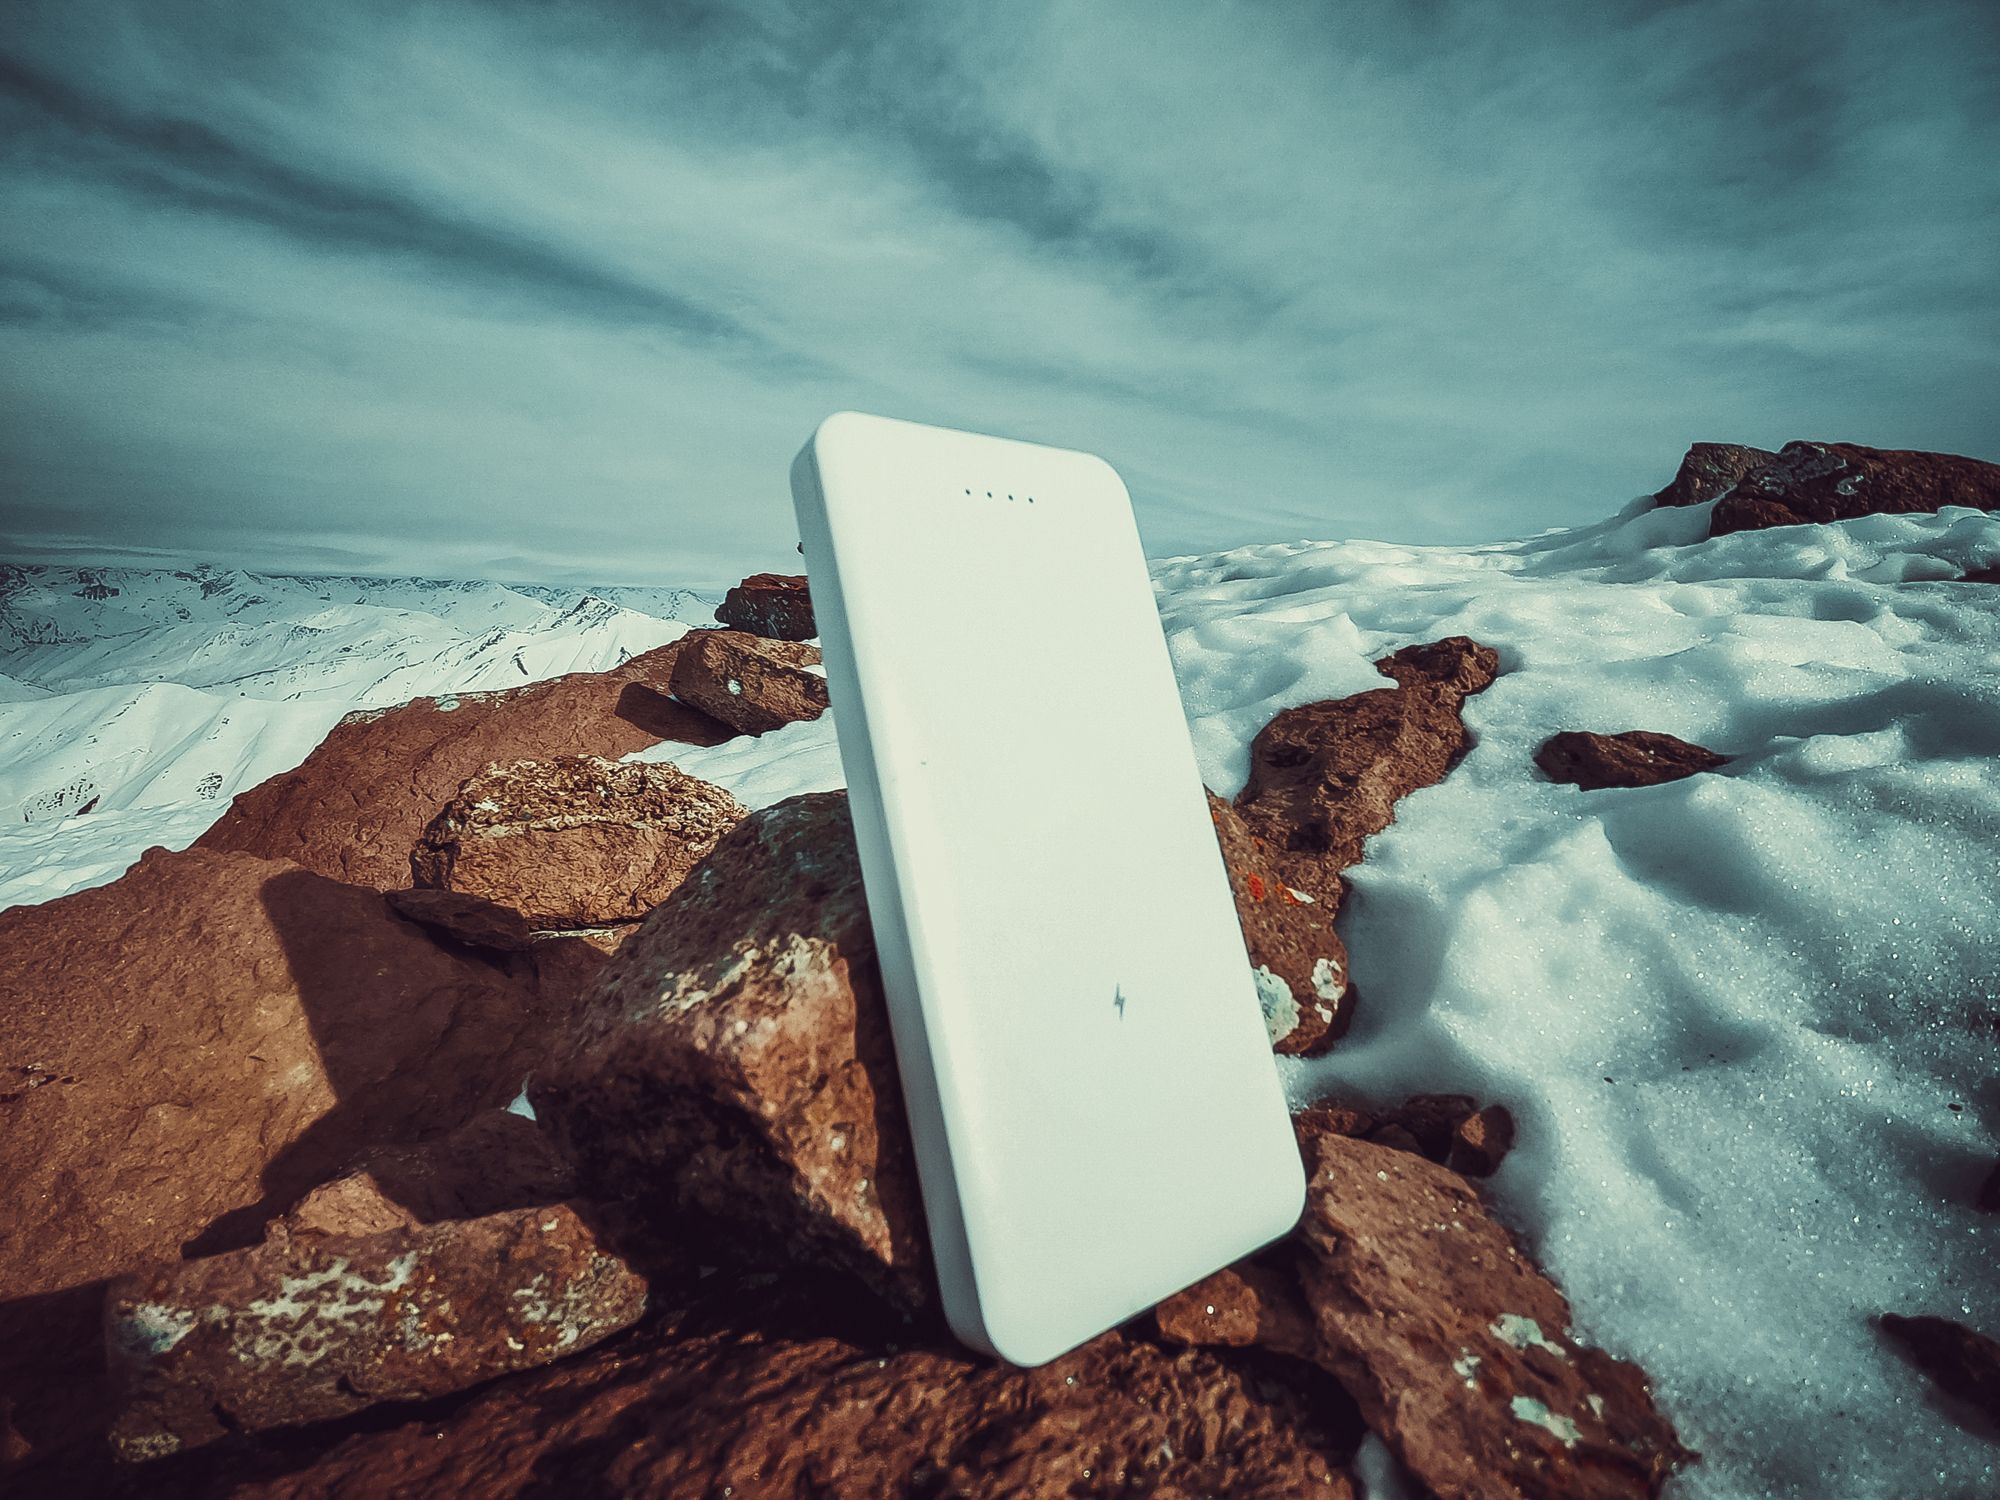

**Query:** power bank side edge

left=788, top=434, right=996, bottom=1357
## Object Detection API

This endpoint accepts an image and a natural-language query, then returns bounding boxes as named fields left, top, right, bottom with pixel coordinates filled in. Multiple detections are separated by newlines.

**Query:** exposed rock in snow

left=1708, top=441, right=2000, bottom=536
left=410, top=755, right=746, bottom=929
left=667, top=628, right=829, bottom=737
left=1206, top=789, right=1353, bottom=1054
left=714, top=571, right=817, bottom=641
left=1534, top=728, right=1731, bottom=791
left=1649, top=443, right=1776, bottom=509
left=1232, top=636, right=1499, bottom=906
left=1874, top=1314, right=2000, bottom=1434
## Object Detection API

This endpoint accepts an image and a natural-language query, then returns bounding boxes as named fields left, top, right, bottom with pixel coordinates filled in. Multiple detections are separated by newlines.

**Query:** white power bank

left=790, top=412, right=1304, bottom=1366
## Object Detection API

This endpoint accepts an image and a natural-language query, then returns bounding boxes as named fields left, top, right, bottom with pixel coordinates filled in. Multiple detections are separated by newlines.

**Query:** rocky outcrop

left=1877, top=1314, right=2000, bottom=1432
left=1207, top=791, right=1352, bottom=1055
left=105, top=1200, right=645, bottom=1459
left=1164, top=1114, right=1690, bottom=1499
left=532, top=791, right=932, bottom=1311
left=715, top=572, right=817, bottom=641
left=409, top=756, right=747, bottom=929
left=104, top=1271, right=1360, bottom=1497
left=1536, top=730, right=1729, bottom=791
left=196, top=640, right=733, bottom=889
left=1650, top=442, right=1775, bottom=507
left=667, top=628, right=829, bottom=737
left=1706, top=441, right=2000, bottom=536
left=1234, top=637, right=1500, bottom=908
left=0, top=847, right=581, bottom=1467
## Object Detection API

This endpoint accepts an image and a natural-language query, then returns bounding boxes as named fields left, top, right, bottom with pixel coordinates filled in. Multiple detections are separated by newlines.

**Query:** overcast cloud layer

left=2, top=0, right=1996, bottom=585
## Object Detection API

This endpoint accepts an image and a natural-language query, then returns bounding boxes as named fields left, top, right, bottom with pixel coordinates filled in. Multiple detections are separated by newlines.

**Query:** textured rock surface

left=532, top=790, right=932, bottom=1310
left=1649, top=442, right=1776, bottom=507
left=668, top=628, right=829, bottom=737
left=1536, top=730, right=1730, bottom=791
left=105, top=1203, right=646, bottom=1458
left=409, top=755, right=747, bottom=929
left=1292, top=1119, right=1691, bottom=1499
left=1207, top=790, right=1352, bottom=1054
left=1234, top=637, right=1499, bottom=906
left=98, top=1272, right=1361, bottom=1497
left=197, top=640, right=732, bottom=889
left=1708, top=440, right=2000, bottom=536
left=0, top=847, right=576, bottom=1467
left=1877, top=1314, right=2000, bottom=1432
left=1154, top=1258, right=1318, bottom=1361
left=715, top=571, right=817, bottom=641
left=384, top=885, right=533, bottom=951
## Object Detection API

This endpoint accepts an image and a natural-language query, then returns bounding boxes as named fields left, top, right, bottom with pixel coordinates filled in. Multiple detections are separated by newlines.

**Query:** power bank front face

left=791, top=412, right=1304, bottom=1366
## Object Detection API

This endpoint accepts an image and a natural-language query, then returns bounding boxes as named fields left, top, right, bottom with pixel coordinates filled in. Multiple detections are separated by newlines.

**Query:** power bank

left=789, top=412, right=1305, bottom=1366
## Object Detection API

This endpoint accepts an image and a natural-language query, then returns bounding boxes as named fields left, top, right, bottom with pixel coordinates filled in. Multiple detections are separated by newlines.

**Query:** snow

left=0, top=565, right=715, bottom=910
left=6, top=499, right=1999, bottom=1497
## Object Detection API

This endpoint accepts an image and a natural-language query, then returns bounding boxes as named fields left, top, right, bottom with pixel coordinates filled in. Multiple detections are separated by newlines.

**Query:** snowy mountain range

left=0, top=564, right=714, bottom=908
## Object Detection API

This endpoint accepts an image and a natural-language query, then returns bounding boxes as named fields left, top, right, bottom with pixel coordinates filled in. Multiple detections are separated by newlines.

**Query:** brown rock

left=668, top=628, right=829, bottom=737
left=1207, top=790, right=1353, bottom=1055
left=1709, top=441, right=2000, bottom=536
left=1650, top=442, right=1776, bottom=507
left=1155, top=1259, right=1318, bottom=1361
left=1961, top=564, right=2000, bottom=584
left=0, top=847, right=578, bottom=1464
left=104, top=1279, right=1359, bottom=1498
left=104, top=1203, right=646, bottom=1459
left=196, top=639, right=733, bottom=889
left=1291, top=1102, right=1378, bottom=1140
left=385, top=886, right=533, bottom=951
left=1382, top=1092, right=1480, bottom=1162
left=1536, top=730, right=1729, bottom=791
left=1877, top=1314, right=2000, bottom=1431
left=409, top=756, right=747, bottom=929
left=533, top=790, right=932, bottom=1310
left=1366, top=1122, right=1425, bottom=1157
left=1447, top=1105, right=1518, bottom=1178
left=1234, top=637, right=1499, bottom=907
left=1292, top=1120, right=1692, bottom=1498
left=715, top=571, right=817, bottom=641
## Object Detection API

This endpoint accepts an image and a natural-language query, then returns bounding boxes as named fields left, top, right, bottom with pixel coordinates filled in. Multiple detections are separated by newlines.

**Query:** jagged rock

left=1447, top=1105, right=1518, bottom=1178
left=385, top=886, right=533, bottom=951
left=1876, top=1314, right=2000, bottom=1432
left=97, top=1272, right=1360, bottom=1497
left=409, top=756, right=747, bottom=929
left=1650, top=443, right=1776, bottom=507
left=532, top=791, right=932, bottom=1311
left=668, top=628, right=829, bottom=737
left=714, top=572, right=816, bottom=641
left=197, top=639, right=733, bottom=889
left=104, top=1202, right=646, bottom=1459
left=0, top=847, right=580, bottom=1466
left=1234, top=637, right=1499, bottom=906
left=1708, top=441, right=2000, bottom=536
left=1536, top=730, right=1729, bottom=791
left=1291, top=1119, right=1691, bottom=1498
left=1154, top=1258, right=1318, bottom=1361
left=1207, top=790, right=1352, bottom=1055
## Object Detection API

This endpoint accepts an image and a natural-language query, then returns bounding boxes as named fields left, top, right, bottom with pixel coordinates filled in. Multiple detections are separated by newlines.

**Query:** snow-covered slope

left=0, top=564, right=711, bottom=908
left=634, top=499, right=2000, bottom=1500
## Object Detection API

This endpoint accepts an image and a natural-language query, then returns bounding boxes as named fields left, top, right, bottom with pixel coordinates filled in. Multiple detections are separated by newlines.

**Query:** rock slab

left=409, top=755, right=747, bottom=929
left=715, top=572, right=817, bottom=641
left=668, top=628, right=829, bottom=737
left=1650, top=443, right=1776, bottom=507
left=1536, top=730, right=1729, bottom=791
left=1708, top=440, right=2000, bottom=536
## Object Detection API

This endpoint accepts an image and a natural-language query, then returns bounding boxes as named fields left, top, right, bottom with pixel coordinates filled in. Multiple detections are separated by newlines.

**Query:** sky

left=1, top=0, right=1996, bottom=588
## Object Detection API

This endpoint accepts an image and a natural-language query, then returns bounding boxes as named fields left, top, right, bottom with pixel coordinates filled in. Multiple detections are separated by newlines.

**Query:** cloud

left=1, top=0, right=1995, bottom=583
